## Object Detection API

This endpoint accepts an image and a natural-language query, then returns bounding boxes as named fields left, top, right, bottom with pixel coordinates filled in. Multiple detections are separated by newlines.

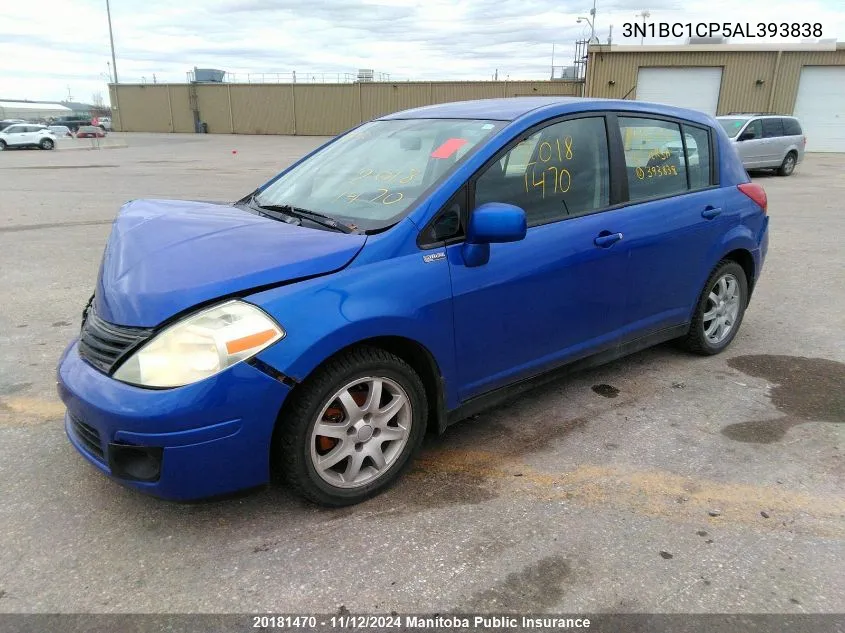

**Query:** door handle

left=701, top=207, right=722, bottom=220
left=594, top=232, right=623, bottom=248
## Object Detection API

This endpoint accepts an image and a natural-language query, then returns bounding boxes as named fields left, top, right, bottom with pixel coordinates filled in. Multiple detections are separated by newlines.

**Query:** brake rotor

left=315, top=388, right=370, bottom=454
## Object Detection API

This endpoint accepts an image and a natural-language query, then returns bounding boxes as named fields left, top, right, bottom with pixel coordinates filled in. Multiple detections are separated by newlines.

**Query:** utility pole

left=589, top=0, right=597, bottom=42
left=608, top=24, right=613, bottom=45
left=106, top=0, right=119, bottom=83
left=551, top=43, right=555, bottom=79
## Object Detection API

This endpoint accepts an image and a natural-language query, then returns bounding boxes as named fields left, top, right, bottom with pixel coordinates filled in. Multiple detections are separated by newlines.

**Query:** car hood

left=95, top=199, right=367, bottom=327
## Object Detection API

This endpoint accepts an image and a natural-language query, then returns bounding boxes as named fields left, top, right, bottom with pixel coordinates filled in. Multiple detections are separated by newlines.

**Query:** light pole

left=577, top=0, right=598, bottom=42
left=106, top=0, right=118, bottom=84
left=577, top=16, right=595, bottom=42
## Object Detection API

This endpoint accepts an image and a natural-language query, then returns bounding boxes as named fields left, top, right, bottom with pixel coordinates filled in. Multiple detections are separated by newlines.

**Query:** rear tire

left=40, top=138, right=54, bottom=150
left=777, top=151, right=796, bottom=176
left=679, top=260, right=748, bottom=356
left=277, top=346, right=427, bottom=506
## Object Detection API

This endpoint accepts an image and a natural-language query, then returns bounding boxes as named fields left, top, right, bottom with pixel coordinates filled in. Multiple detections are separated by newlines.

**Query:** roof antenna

left=637, top=10, right=650, bottom=45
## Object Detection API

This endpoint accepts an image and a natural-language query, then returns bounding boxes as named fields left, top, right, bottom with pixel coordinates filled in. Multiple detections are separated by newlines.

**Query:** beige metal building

left=109, top=41, right=845, bottom=151
left=108, top=80, right=583, bottom=138
left=585, top=41, right=845, bottom=152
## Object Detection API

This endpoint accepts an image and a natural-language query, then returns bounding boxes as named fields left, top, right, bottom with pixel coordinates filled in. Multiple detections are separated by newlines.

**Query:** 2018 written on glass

left=524, top=136, right=574, bottom=198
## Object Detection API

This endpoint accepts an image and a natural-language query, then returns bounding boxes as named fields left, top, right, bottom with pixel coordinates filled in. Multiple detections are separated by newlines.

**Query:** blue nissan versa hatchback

left=57, top=97, right=769, bottom=506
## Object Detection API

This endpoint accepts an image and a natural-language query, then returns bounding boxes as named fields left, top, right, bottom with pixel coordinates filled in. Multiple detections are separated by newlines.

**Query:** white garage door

left=635, top=67, right=723, bottom=115
left=792, top=66, right=845, bottom=153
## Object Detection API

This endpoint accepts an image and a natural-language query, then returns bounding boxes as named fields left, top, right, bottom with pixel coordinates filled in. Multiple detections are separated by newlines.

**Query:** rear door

left=613, top=116, right=729, bottom=333
left=23, top=126, right=41, bottom=145
left=761, top=118, right=785, bottom=165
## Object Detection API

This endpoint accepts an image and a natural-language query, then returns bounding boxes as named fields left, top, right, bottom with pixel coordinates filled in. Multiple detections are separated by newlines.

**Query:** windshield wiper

left=248, top=196, right=356, bottom=234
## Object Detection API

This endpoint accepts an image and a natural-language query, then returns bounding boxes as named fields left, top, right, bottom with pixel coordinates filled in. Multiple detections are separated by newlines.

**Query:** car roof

left=379, top=96, right=716, bottom=126
left=717, top=114, right=797, bottom=119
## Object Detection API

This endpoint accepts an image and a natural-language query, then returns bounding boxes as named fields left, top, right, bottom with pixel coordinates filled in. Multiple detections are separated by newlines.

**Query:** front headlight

left=113, top=300, right=284, bottom=388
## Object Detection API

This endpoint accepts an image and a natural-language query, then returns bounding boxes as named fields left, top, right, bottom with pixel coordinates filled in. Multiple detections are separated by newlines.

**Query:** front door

left=5, top=125, right=28, bottom=146
left=735, top=119, right=765, bottom=167
left=446, top=115, right=630, bottom=401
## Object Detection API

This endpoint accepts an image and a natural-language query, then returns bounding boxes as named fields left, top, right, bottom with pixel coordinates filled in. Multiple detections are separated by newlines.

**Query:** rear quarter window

left=683, top=125, right=712, bottom=190
left=782, top=118, right=803, bottom=136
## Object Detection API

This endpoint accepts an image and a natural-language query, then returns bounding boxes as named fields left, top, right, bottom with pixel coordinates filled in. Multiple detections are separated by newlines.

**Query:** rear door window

left=782, top=118, right=803, bottom=136
left=618, top=117, right=688, bottom=202
left=762, top=118, right=784, bottom=138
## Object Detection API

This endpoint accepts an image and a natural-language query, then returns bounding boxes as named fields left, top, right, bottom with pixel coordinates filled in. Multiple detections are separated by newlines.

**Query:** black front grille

left=78, top=304, right=154, bottom=374
left=69, top=414, right=105, bottom=462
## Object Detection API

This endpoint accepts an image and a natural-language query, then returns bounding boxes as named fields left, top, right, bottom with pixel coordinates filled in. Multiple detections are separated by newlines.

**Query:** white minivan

left=717, top=114, right=805, bottom=176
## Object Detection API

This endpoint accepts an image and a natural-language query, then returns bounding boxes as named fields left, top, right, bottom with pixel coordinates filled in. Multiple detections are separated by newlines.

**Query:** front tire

left=40, top=138, right=54, bottom=150
left=680, top=260, right=748, bottom=355
left=777, top=151, right=796, bottom=176
left=277, top=346, right=427, bottom=506
left=0, top=140, right=6, bottom=150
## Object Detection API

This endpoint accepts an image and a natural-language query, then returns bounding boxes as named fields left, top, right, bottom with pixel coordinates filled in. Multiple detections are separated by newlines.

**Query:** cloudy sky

left=2, top=0, right=843, bottom=104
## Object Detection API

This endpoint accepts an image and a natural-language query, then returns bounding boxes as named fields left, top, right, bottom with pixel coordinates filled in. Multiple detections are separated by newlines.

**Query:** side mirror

left=467, top=203, right=527, bottom=244
left=462, top=203, right=527, bottom=267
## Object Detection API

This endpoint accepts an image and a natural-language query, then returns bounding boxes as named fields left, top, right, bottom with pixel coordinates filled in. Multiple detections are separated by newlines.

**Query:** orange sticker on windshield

left=431, top=138, right=468, bottom=159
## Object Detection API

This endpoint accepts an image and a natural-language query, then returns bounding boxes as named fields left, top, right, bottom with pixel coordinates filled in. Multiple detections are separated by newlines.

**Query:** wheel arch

left=721, top=248, right=755, bottom=298
left=268, top=335, right=448, bottom=475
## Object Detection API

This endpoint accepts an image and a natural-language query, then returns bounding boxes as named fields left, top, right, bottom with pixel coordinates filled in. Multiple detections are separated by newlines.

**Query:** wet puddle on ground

left=722, top=355, right=844, bottom=443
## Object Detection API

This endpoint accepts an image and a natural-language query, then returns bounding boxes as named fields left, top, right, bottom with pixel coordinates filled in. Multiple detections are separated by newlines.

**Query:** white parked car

left=0, top=124, right=57, bottom=150
left=94, top=116, right=112, bottom=131
left=0, top=123, right=56, bottom=150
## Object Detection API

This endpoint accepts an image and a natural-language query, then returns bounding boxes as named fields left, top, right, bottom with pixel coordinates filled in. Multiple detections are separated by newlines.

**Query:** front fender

left=247, top=248, right=459, bottom=409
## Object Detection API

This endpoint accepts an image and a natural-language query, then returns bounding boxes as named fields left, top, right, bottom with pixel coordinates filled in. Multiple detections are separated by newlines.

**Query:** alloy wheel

left=703, top=273, right=741, bottom=345
left=783, top=155, right=795, bottom=174
left=309, top=376, right=412, bottom=489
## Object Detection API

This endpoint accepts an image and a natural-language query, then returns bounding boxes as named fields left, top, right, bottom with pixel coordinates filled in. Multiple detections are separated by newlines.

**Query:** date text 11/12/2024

left=251, top=615, right=593, bottom=629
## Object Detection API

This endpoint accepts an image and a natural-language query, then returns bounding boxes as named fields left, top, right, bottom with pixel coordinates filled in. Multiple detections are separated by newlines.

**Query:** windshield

left=717, top=118, right=749, bottom=138
left=253, top=118, right=505, bottom=231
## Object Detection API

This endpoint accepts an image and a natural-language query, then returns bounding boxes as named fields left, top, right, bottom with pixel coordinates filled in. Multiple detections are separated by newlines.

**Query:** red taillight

left=803, top=136, right=807, bottom=148
left=738, top=183, right=767, bottom=214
